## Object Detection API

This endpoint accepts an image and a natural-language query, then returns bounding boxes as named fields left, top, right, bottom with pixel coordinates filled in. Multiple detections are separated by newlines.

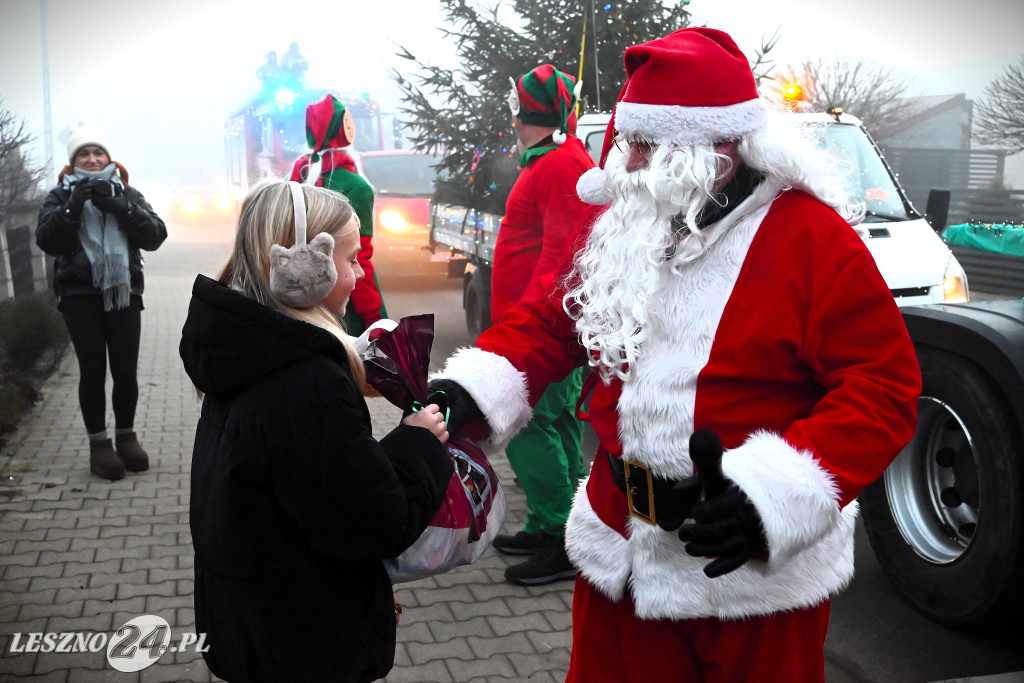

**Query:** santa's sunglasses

left=613, top=134, right=657, bottom=161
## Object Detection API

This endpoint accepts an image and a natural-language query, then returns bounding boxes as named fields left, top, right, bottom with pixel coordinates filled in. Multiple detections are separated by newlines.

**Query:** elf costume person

left=429, top=28, right=921, bottom=681
left=484, top=65, right=594, bottom=586
left=290, top=94, right=387, bottom=335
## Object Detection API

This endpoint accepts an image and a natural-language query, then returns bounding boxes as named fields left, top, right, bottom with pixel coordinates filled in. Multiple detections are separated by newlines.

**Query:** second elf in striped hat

left=473, top=64, right=595, bottom=586
left=290, top=94, right=387, bottom=335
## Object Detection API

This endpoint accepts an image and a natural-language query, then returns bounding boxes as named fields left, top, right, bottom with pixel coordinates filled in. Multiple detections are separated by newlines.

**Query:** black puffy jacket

left=180, top=275, right=453, bottom=683
left=36, top=183, right=167, bottom=298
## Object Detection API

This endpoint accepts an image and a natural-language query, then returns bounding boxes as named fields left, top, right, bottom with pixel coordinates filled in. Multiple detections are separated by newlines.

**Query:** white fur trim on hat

left=615, top=97, right=768, bottom=146
left=576, top=167, right=612, bottom=205
left=429, top=346, right=531, bottom=452
left=66, top=121, right=111, bottom=162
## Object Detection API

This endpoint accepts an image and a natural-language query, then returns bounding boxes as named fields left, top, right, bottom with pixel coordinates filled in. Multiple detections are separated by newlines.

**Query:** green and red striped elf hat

left=305, top=94, right=356, bottom=161
left=509, top=65, right=581, bottom=145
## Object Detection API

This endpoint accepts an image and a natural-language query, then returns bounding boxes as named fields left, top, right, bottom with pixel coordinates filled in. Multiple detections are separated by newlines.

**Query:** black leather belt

left=607, top=453, right=688, bottom=527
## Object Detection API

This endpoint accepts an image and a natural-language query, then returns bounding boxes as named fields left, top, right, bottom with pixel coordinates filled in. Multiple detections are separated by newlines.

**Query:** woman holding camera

left=36, top=122, right=166, bottom=481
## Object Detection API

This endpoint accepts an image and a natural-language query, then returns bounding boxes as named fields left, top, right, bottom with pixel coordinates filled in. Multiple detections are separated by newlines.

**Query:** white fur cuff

left=721, top=430, right=845, bottom=570
left=576, top=167, right=612, bottom=206
left=429, top=347, right=531, bottom=452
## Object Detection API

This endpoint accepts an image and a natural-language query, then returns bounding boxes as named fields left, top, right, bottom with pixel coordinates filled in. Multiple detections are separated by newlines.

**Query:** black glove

left=89, top=179, right=131, bottom=218
left=657, top=429, right=726, bottom=532
left=65, top=181, right=93, bottom=219
left=679, top=482, right=767, bottom=578
left=426, top=378, right=482, bottom=435
left=654, top=475, right=702, bottom=532
left=677, top=429, right=767, bottom=578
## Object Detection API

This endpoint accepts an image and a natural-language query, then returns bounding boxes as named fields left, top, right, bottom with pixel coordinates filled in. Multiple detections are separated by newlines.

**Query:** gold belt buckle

left=623, top=461, right=656, bottom=525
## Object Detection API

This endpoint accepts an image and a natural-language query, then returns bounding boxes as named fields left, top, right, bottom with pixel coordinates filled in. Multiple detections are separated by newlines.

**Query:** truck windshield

left=361, top=154, right=444, bottom=197
left=810, top=123, right=912, bottom=222
left=351, top=115, right=383, bottom=152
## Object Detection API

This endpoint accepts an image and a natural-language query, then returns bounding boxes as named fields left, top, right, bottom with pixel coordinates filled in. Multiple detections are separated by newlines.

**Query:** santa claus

left=430, top=27, right=921, bottom=681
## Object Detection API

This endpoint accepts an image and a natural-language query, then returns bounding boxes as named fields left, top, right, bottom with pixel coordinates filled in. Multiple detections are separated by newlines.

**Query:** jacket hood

left=180, top=274, right=350, bottom=398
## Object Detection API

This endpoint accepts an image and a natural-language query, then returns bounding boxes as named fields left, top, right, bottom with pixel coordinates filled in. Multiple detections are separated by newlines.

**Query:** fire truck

left=224, top=82, right=398, bottom=201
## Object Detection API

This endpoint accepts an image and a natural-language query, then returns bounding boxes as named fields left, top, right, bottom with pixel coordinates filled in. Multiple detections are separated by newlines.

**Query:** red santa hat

left=577, top=27, right=767, bottom=205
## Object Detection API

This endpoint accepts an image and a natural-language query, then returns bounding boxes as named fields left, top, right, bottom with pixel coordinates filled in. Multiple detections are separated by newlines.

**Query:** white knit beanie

left=66, top=121, right=111, bottom=163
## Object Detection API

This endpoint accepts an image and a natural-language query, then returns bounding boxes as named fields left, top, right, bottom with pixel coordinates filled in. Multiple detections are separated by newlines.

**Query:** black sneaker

left=492, top=530, right=543, bottom=556
left=504, top=533, right=577, bottom=586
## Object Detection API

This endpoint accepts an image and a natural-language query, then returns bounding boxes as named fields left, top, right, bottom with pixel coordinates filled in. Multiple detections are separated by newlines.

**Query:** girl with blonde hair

left=181, top=180, right=451, bottom=682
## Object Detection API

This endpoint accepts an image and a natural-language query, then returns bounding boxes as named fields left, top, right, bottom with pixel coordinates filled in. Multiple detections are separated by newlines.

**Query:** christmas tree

left=391, top=0, right=693, bottom=214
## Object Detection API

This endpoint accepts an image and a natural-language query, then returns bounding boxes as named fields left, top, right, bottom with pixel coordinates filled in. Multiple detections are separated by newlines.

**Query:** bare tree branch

left=765, top=57, right=919, bottom=140
left=0, top=100, right=45, bottom=223
left=974, top=56, right=1024, bottom=153
left=750, top=29, right=781, bottom=86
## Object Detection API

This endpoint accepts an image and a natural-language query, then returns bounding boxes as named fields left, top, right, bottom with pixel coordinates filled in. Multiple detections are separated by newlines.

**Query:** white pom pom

left=576, top=167, right=612, bottom=205
left=552, top=129, right=567, bottom=145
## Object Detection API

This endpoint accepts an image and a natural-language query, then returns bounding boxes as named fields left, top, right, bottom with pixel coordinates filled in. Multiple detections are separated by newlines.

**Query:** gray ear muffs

left=268, top=182, right=338, bottom=309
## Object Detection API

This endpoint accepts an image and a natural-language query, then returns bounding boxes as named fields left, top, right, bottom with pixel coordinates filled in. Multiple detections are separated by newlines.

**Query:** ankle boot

left=90, top=439, right=126, bottom=481
left=504, top=532, right=577, bottom=586
left=115, top=432, right=150, bottom=472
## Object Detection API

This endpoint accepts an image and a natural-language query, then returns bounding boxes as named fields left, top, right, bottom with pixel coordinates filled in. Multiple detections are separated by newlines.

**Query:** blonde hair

left=218, top=179, right=365, bottom=384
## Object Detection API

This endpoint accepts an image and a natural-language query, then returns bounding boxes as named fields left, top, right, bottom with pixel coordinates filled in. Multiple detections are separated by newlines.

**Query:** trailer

left=428, top=202, right=502, bottom=338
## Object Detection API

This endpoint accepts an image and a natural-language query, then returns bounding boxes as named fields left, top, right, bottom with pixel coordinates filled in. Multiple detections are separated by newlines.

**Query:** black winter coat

left=36, top=183, right=167, bottom=298
left=180, top=275, right=452, bottom=683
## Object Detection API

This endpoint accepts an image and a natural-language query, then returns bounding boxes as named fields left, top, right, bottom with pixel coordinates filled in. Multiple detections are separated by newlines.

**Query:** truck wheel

left=447, top=259, right=466, bottom=279
left=463, top=269, right=491, bottom=342
left=861, top=346, right=1024, bottom=625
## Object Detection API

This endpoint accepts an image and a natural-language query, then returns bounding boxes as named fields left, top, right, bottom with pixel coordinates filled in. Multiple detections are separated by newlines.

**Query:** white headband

left=288, top=181, right=307, bottom=247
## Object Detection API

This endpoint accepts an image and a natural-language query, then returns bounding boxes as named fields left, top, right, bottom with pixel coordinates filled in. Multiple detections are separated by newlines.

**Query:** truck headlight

left=379, top=210, right=408, bottom=233
left=942, top=257, right=969, bottom=303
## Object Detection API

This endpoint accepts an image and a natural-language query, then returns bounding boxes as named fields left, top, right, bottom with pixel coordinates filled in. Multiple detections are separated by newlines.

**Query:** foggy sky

left=2, top=0, right=1021, bottom=196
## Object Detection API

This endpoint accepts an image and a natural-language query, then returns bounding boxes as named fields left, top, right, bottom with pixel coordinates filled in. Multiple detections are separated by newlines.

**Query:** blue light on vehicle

left=274, top=87, right=298, bottom=106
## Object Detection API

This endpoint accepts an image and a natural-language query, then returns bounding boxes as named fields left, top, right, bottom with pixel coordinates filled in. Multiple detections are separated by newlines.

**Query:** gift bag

left=362, top=314, right=508, bottom=584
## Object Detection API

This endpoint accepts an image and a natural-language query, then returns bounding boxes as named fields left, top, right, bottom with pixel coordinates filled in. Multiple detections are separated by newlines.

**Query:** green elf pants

left=504, top=367, right=585, bottom=538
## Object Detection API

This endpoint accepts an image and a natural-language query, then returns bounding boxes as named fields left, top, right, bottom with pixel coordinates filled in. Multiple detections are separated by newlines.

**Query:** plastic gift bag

left=362, top=314, right=508, bottom=583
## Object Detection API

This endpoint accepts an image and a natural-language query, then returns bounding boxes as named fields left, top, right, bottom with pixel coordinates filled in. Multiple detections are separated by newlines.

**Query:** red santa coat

left=432, top=180, right=921, bottom=621
left=490, top=136, right=594, bottom=324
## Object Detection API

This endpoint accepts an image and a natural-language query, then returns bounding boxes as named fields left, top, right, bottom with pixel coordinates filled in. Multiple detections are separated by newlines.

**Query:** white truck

left=428, top=111, right=1024, bottom=625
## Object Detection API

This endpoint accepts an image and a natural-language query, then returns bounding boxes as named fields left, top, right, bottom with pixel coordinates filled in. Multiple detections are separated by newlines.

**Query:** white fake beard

left=566, top=143, right=724, bottom=382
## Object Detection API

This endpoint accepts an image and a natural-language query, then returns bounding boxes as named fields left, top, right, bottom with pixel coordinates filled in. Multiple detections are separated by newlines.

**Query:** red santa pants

left=566, top=576, right=830, bottom=683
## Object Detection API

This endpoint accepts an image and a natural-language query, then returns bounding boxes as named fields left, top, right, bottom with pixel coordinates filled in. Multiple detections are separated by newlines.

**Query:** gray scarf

left=62, top=165, right=131, bottom=311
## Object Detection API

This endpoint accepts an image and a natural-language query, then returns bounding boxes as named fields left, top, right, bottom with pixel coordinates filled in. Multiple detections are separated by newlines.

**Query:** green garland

left=943, top=221, right=1024, bottom=258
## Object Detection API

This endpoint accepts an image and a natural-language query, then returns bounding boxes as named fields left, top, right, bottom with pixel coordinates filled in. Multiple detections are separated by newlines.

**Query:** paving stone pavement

left=0, top=237, right=574, bottom=682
